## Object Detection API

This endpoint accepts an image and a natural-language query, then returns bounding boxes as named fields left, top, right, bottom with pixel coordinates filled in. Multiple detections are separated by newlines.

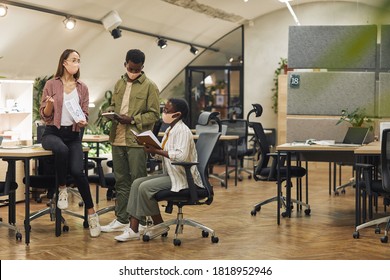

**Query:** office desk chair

left=0, top=160, right=22, bottom=241
left=249, top=104, right=311, bottom=218
left=353, top=128, right=390, bottom=243
left=143, top=132, right=221, bottom=246
left=220, top=118, right=254, bottom=181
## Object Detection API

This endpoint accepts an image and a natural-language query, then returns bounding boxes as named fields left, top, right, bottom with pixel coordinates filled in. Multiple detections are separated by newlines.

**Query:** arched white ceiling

left=0, top=0, right=386, bottom=103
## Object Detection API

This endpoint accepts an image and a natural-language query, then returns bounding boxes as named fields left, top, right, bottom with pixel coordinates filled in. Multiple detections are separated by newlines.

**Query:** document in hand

left=131, top=129, right=162, bottom=149
left=102, top=112, right=121, bottom=121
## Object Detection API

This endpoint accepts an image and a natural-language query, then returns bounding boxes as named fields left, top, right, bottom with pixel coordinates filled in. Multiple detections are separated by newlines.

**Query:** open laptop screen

left=342, top=127, right=369, bottom=144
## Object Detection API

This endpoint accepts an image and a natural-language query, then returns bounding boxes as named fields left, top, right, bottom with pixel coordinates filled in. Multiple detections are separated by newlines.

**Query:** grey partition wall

left=378, top=73, right=390, bottom=117
left=287, top=72, right=376, bottom=116
left=380, top=25, right=390, bottom=69
left=288, top=25, right=377, bottom=69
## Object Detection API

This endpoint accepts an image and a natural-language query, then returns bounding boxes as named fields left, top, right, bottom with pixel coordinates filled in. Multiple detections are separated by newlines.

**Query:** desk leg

left=235, top=138, right=238, bottom=186
left=23, top=159, right=30, bottom=245
left=277, top=151, right=281, bottom=225
left=224, top=142, right=228, bottom=189
left=286, top=152, right=292, bottom=218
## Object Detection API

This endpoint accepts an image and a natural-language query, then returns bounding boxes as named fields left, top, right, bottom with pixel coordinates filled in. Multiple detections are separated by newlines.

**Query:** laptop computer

left=330, top=127, right=370, bottom=147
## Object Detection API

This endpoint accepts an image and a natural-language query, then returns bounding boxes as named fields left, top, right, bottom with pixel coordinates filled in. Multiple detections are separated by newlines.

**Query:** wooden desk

left=276, top=143, right=361, bottom=225
left=82, top=134, right=109, bottom=157
left=0, top=146, right=90, bottom=245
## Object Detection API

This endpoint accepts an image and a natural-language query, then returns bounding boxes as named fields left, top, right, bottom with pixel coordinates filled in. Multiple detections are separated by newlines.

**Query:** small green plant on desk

left=336, top=108, right=374, bottom=131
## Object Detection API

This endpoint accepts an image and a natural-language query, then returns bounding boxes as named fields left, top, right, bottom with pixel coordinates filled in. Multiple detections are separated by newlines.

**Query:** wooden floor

left=0, top=162, right=389, bottom=260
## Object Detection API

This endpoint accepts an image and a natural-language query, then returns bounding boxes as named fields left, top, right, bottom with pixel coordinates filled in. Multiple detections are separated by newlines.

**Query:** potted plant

left=271, top=57, right=288, bottom=114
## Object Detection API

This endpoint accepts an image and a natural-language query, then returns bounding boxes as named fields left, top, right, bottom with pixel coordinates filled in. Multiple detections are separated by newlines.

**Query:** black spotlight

left=157, top=38, right=167, bottom=49
left=190, top=45, right=199, bottom=55
left=110, top=28, right=122, bottom=39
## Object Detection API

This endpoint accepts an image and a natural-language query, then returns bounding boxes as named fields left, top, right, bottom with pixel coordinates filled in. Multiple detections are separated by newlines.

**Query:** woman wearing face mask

left=39, top=49, right=101, bottom=237
left=114, top=98, right=204, bottom=242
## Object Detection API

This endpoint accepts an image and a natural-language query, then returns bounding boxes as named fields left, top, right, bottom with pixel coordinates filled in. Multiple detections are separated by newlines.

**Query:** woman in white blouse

left=115, top=98, right=203, bottom=242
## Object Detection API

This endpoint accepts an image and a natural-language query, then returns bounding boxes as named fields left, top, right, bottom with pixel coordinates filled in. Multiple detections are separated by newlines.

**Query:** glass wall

left=160, top=26, right=244, bottom=128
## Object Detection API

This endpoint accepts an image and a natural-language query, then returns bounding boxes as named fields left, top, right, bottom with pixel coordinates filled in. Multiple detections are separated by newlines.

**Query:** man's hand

left=116, top=114, right=133, bottom=124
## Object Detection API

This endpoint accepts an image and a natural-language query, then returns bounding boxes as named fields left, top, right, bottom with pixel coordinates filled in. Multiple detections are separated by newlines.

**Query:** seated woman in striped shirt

left=114, top=98, right=203, bottom=242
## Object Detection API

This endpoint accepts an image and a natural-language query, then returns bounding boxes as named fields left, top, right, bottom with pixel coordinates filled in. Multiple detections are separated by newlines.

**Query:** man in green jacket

left=101, top=49, right=160, bottom=234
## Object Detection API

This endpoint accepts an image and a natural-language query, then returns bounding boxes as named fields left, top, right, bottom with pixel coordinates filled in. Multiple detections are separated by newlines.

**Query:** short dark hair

left=169, top=98, right=189, bottom=120
left=125, top=49, right=145, bottom=64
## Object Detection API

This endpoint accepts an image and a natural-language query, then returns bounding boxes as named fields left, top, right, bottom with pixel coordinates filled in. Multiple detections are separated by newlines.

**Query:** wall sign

left=290, top=74, right=300, bottom=88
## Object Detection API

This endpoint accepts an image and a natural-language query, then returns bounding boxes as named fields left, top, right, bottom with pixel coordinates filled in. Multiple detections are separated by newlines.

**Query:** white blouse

left=160, top=120, right=204, bottom=192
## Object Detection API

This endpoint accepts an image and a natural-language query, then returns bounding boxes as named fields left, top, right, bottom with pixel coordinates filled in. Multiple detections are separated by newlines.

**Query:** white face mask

left=162, top=112, right=180, bottom=124
left=127, top=72, right=140, bottom=80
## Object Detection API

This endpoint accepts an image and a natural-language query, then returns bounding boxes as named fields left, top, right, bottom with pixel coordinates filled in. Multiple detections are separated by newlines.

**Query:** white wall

left=244, top=2, right=388, bottom=129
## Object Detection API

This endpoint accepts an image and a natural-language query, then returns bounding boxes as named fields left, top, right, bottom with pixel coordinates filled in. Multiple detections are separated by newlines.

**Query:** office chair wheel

left=63, top=225, right=69, bottom=232
left=173, top=239, right=181, bottom=246
left=380, top=236, right=388, bottom=243
left=281, top=211, right=288, bottom=218
left=36, top=197, right=43, bottom=203
left=353, top=231, right=360, bottom=239
left=83, top=221, right=89, bottom=228
left=341, top=189, right=346, bottom=194
left=220, top=182, right=225, bottom=187
left=211, top=236, right=219, bottom=243
left=375, top=227, right=381, bottom=234
left=161, top=232, right=168, bottom=237
left=250, top=210, right=257, bottom=216
left=78, top=201, right=84, bottom=207
left=304, top=209, right=311, bottom=215
left=16, top=232, right=22, bottom=241
left=334, top=191, right=339, bottom=196
left=202, top=230, right=209, bottom=238
left=142, top=235, right=150, bottom=242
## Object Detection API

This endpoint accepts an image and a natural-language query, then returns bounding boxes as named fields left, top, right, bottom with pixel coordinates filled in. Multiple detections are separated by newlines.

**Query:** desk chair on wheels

left=142, top=132, right=221, bottom=246
left=248, top=104, right=311, bottom=218
left=220, top=118, right=254, bottom=181
left=0, top=160, right=22, bottom=241
left=353, top=128, right=390, bottom=243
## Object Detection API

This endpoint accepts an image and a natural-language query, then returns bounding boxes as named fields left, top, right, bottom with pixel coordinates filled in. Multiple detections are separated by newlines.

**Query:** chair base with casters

left=353, top=215, right=390, bottom=243
left=250, top=180, right=311, bottom=218
left=142, top=188, right=219, bottom=246
left=0, top=181, right=22, bottom=241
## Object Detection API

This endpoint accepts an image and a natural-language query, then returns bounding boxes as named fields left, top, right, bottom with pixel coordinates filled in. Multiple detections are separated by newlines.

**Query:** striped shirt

left=161, top=120, right=204, bottom=192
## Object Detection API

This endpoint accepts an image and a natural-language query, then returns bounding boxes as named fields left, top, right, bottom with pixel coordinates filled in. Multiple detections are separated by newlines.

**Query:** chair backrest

left=381, top=128, right=390, bottom=192
left=195, top=132, right=222, bottom=195
left=251, top=121, right=272, bottom=179
left=221, top=119, right=248, bottom=154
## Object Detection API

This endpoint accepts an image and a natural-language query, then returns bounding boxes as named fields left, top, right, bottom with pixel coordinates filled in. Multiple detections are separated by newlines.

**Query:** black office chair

left=0, top=160, right=22, bottom=241
left=220, top=118, right=254, bottom=181
left=249, top=104, right=311, bottom=218
left=353, top=128, right=390, bottom=243
left=142, top=132, right=222, bottom=246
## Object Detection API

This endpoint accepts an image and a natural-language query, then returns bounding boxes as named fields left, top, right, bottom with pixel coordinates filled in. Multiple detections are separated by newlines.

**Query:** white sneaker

left=114, top=227, right=140, bottom=242
left=88, top=213, right=101, bottom=238
left=57, top=188, right=68, bottom=210
left=100, top=219, right=129, bottom=232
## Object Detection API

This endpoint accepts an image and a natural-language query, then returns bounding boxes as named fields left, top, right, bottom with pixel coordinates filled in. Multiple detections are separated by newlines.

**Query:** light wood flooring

left=0, top=162, right=389, bottom=260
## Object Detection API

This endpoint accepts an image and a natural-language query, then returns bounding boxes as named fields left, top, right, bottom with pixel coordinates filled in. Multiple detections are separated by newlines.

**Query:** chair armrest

left=172, top=161, right=199, bottom=203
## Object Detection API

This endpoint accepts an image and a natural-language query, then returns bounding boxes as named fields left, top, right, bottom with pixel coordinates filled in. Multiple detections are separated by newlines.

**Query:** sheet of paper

left=64, top=99, right=86, bottom=123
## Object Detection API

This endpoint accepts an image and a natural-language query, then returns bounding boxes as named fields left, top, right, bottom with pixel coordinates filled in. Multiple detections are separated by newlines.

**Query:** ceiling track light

left=110, top=27, right=122, bottom=39
left=0, top=3, right=8, bottom=17
left=63, top=17, right=76, bottom=30
left=190, top=45, right=199, bottom=55
left=157, top=38, right=167, bottom=49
